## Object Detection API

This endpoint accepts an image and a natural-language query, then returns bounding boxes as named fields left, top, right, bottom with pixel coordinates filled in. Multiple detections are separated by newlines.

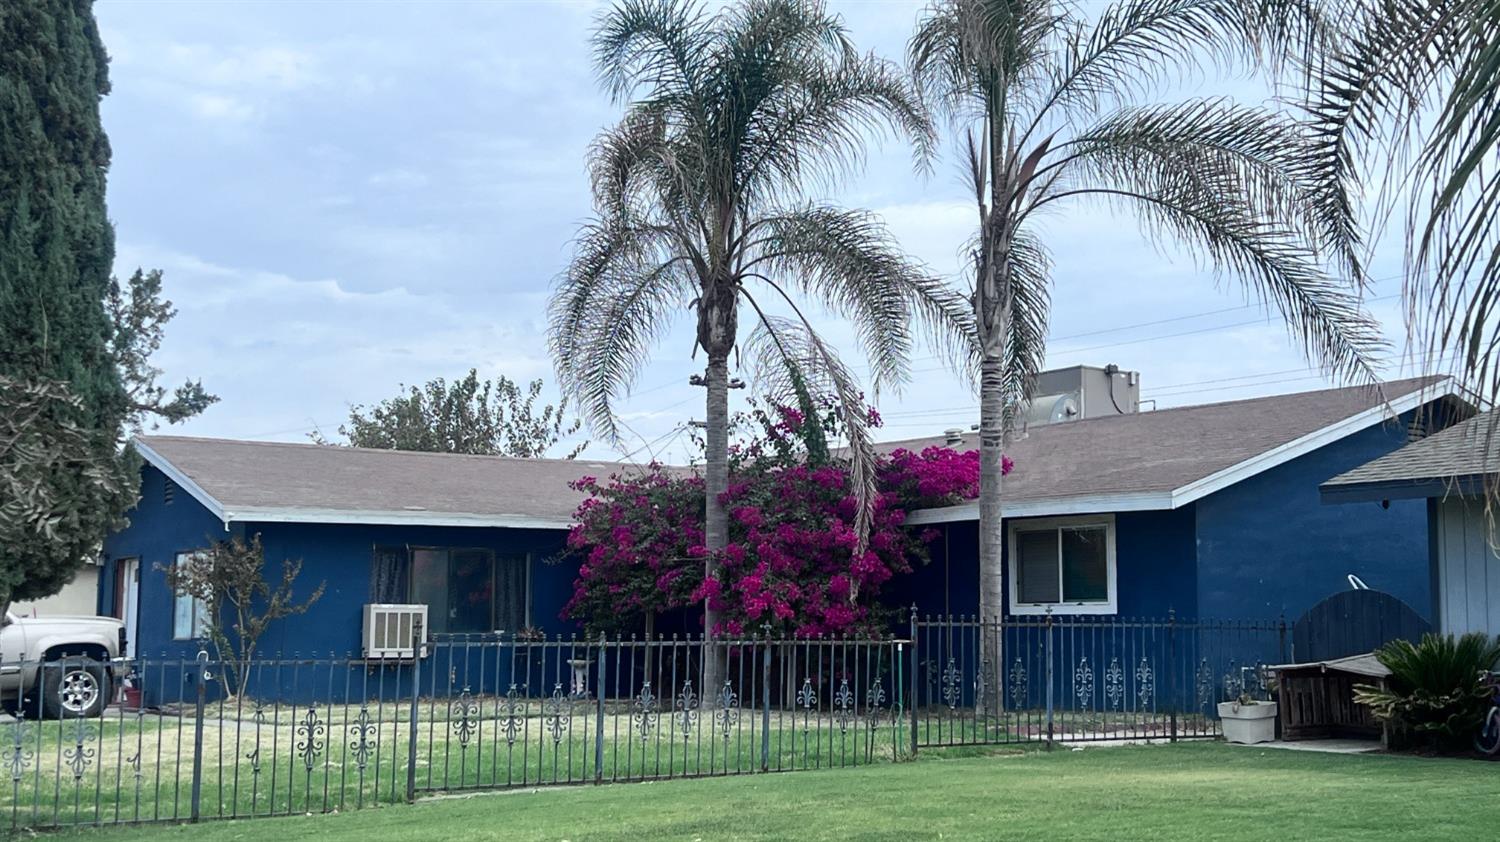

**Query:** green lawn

left=47, top=743, right=1495, bottom=841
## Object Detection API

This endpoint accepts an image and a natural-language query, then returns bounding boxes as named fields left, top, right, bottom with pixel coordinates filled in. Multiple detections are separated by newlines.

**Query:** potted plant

left=1218, top=692, right=1278, bottom=744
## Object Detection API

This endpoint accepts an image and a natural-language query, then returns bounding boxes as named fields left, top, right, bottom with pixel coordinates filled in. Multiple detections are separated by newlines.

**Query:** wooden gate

left=1291, top=589, right=1429, bottom=661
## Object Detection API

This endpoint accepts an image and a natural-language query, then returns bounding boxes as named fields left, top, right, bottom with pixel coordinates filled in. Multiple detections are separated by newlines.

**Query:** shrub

left=1353, top=632, right=1500, bottom=747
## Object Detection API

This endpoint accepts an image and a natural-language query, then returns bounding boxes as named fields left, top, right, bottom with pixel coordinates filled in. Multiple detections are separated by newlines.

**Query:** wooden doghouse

left=1268, top=653, right=1391, bottom=744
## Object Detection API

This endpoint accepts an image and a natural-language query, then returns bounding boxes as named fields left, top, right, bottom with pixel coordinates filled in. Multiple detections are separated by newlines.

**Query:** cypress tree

left=0, top=0, right=135, bottom=608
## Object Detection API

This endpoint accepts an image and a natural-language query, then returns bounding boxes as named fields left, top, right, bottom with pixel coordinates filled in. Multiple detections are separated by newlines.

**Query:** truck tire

left=40, top=658, right=109, bottom=719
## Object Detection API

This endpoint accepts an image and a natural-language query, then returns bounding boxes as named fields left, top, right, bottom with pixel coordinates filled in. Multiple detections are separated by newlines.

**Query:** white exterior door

left=1434, top=496, right=1500, bottom=638
left=120, top=559, right=140, bottom=659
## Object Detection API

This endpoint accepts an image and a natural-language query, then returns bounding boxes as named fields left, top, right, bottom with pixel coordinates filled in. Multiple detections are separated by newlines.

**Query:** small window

left=1008, top=515, right=1117, bottom=615
left=400, top=547, right=530, bottom=635
left=172, top=551, right=210, bottom=639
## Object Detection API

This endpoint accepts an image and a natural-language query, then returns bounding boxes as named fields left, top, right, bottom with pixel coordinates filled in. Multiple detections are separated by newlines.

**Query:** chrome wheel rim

left=59, top=669, right=99, bottom=714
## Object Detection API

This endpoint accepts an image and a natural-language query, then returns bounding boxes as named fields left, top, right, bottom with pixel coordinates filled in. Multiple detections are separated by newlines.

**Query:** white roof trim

left=1166, top=381, right=1453, bottom=508
left=222, top=506, right=573, bottom=530
left=905, top=491, right=1173, bottom=525
left=905, top=379, right=1459, bottom=523
left=132, top=438, right=229, bottom=525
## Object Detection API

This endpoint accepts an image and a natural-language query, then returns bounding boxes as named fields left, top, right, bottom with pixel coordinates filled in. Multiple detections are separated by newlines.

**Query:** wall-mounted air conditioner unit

left=362, top=603, right=428, bottom=659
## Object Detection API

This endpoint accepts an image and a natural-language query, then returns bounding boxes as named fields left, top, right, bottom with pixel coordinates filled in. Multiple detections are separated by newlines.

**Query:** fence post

left=1277, top=613, right=1288, bottom=664
left=594, top=633, right=606, bottom=784
left=189, top=649, right=209, bottom=823
left=406, top=617, right=423, bottom=804
left=1044, top=610, right=1054, bottom=750
left=760, top=630, right=771, bottom=772
left=908, top=606, right=918, bottom=758
left=1167, top=608, right=1178, bottom=743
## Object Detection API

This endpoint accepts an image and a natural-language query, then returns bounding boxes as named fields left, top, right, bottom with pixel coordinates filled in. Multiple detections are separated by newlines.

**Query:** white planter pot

left=1217, top=701, right=1278, bottom=744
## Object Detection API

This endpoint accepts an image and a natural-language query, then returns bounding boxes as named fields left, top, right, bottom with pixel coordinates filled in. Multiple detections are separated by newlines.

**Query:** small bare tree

left=162, top=534, right=325, bottom=698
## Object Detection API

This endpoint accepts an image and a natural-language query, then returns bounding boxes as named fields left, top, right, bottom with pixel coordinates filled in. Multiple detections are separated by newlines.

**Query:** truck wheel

left=40, top=659, right=109, bottom=719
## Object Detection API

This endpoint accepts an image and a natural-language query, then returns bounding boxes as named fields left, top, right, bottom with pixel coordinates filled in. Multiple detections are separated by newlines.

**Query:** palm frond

left=1043, top=136, right=1386, bottom=384
left=744, top=205, right=977, bottom=390
left=593, top=0, right=715, bottom=103
left=909, top=0, right=1062, bottom=124
left=551, top=222, right=693, bottom=443
left=1057, top=98, right=1361, bottom=277
left=1035, top=0, right=1328, bottom=134
left=1002, top=229, right=1052, bottom=432
left=741, top=311, right=879, bottom=549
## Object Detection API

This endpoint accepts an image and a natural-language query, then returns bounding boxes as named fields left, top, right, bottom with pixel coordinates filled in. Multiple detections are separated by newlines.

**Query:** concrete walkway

left=1239, top=738, right=1381, bottom=754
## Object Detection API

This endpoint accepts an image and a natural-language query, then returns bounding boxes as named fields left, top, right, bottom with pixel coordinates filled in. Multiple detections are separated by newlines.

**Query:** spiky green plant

left=1354, top=632, right=1500, bottom=745
left=907, top=0, right=1387, bottom=643
left=551, top=0, right=976, bottom=686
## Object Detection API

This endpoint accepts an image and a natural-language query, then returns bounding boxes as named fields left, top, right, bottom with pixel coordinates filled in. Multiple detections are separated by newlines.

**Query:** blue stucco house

left=891, top=376, right=1467, bottom=624
left=98, top=376, right=1465, bottom=704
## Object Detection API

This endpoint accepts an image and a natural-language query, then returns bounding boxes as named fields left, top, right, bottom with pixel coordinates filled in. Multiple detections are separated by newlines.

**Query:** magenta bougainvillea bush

left=561, top=405, right=1007, bottom=637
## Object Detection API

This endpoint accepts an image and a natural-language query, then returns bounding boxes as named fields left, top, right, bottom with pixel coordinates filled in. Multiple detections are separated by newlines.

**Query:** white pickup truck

left=0, top=612, right=126, bottom=718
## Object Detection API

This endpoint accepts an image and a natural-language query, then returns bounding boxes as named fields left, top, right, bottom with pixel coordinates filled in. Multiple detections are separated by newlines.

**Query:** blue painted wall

left=894, top=507, right=1199, bottom=622
left=1195, top=413, right=1432, bottom=621
left=101, top=466, right=580, bottom=702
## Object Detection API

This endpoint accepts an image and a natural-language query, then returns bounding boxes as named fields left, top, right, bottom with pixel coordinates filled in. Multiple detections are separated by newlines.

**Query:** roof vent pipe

left=943, top=428, right=965, bottom=446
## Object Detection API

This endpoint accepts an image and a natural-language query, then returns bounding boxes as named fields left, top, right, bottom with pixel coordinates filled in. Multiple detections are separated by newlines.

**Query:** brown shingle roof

left=1322, top=410, right=1499, bottom=489
left=879, top=376, right=1449, bottom=515
left=137, top=376, right=1453, bottom=527
left=134, top=436, right=653, bottom=527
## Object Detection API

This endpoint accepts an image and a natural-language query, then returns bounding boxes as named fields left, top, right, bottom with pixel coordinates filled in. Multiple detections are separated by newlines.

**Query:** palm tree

left=551, top=0, right=974, bottom=685
left=1302, top=0, right=1500, bottom=469
left=907, top=0, right=1386, bottom=672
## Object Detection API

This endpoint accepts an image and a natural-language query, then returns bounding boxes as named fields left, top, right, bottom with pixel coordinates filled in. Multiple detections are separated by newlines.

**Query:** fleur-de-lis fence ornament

left=349, top=706, right=377, bottom=772
left=1135, top=657, right=1155, bottom=710
left=633, top=682, right=659, bottom=743
left=865, top=680, right=886, bottom=731
left=1195, top=658, right=1214, bottom=713
left=1104, top=657, right=1125, bottom=711
left=1074, top=656, right=1095, bottom=711
left=245, top=746, right=262, bottom=777
left=1008, top=658, right=1028, bottom=710
left=797, top=677, right=816, bottom=736
left=544, top=683, right=569, bottom=745
left=501, top=684, right=524, bottom=747
left=833, top=678, right=855, bottom=734
left=675, top=679, right=698, bottom=741
left=296, top=705, right=325, bottom=771
left=6, top=715, right=31, bottom=783
left=1222, top=661, right=1244, bottom=704
left=714, top=681, right=738, bottom=743
left=450, top=689, right=480, bottom=749
left=64, top=717, right=96, bottom=781
left=941, top=657, right=962, bottom=711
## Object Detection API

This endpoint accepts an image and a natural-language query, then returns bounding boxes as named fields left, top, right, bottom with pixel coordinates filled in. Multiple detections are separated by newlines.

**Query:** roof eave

left=907, top=378, right=1462, bottom=523
left=1319, top=473, right=1493, bottom=504
left=224, top=506, right=574, bottom=531
left=132, top=437, right=231, bottom=527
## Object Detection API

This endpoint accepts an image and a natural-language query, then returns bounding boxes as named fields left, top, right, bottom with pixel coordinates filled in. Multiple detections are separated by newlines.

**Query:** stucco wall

left=1194, top=414, right=1431, bottom=621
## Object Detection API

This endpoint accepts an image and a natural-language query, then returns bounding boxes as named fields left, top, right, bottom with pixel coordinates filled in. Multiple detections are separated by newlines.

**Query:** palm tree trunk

left=978, top=347, right=1006, bottom=716
left=702, top=352, right=730, bottom=692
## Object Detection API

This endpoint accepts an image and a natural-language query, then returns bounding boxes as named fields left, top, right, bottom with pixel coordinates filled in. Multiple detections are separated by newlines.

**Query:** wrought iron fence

left=909, top=611, right=1287, bottom=749
left=0, top=614, right=1287, bottom=831
left=0, top=631, right=908, bottom=832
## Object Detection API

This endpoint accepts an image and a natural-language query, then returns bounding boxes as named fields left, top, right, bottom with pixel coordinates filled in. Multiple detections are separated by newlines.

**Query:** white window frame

left=1007, top=514, right=1118, bottom=616
left=172, top=550, right=211, bottom=640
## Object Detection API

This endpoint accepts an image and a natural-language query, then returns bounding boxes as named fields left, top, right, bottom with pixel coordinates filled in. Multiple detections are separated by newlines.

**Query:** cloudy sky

left=96, top=0, right=1425, bottom=462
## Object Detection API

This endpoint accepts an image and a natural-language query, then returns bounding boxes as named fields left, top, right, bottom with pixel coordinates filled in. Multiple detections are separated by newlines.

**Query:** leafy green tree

left=907, top=0, right=1385, bottom=644
left=1, top=2, right=214, bottom=612
left=316, top=370, right=586, bottom=458
left=0, top=378, right=134, bottom=611
left=550, top=0, right=975, bottom=687
left=0, top=0, right=133, bottom=612
left=107, top=268, right=218, bottom=428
